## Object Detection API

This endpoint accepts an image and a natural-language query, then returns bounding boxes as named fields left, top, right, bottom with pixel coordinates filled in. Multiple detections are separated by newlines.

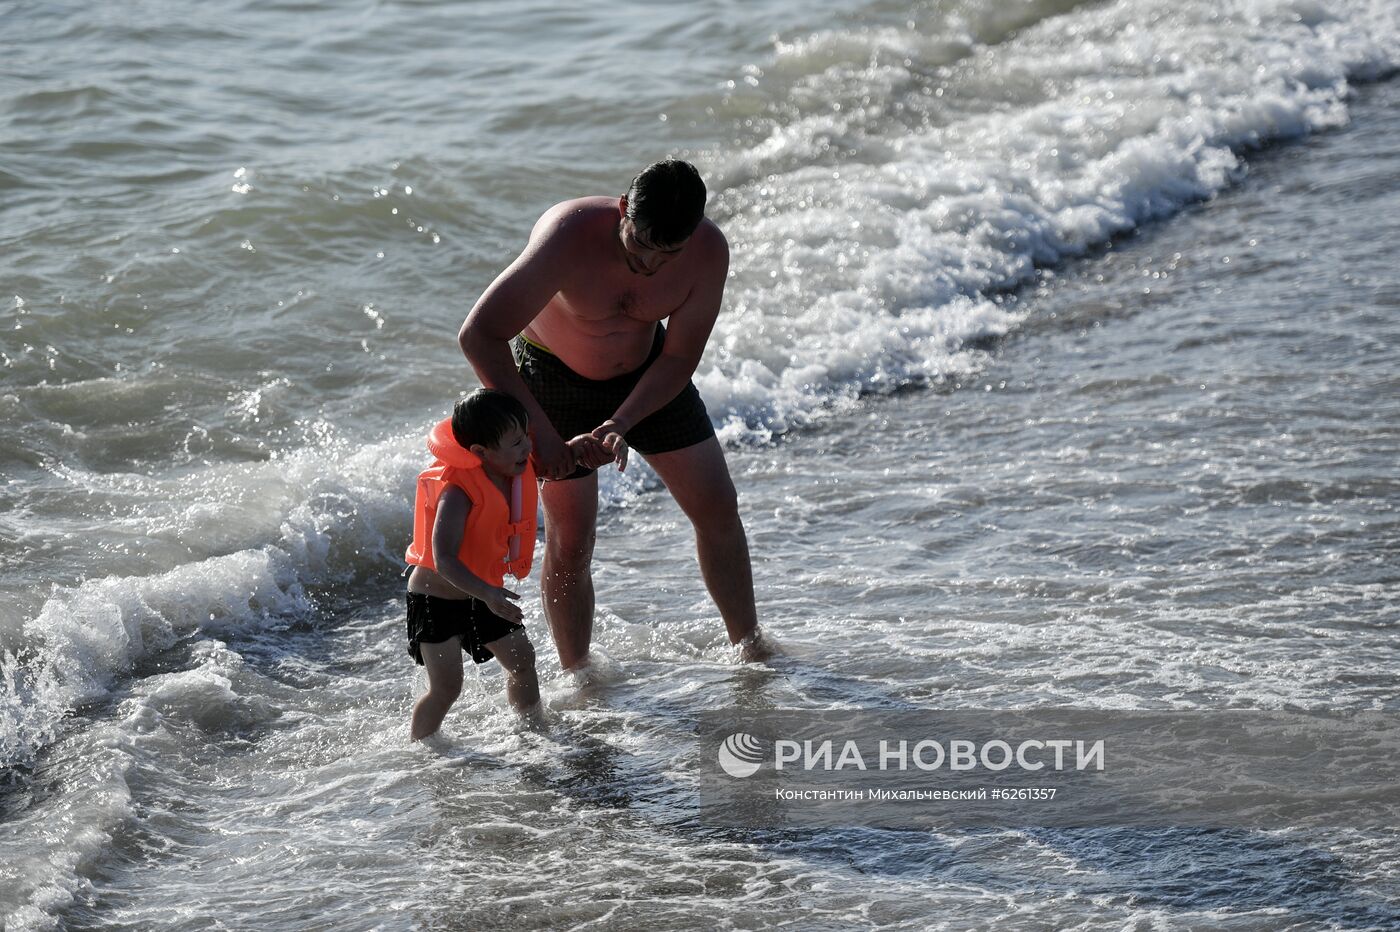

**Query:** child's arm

left=430, top=486, right=523, bottom=623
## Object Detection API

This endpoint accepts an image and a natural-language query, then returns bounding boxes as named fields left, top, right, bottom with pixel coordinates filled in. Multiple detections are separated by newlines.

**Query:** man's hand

left=530, top=428, right=577, bottom=481
left=482, top=586, right=523, bottom=624
left=565, top=434, right=613, bottom=471
left=590, top=418, right=629, bottom=472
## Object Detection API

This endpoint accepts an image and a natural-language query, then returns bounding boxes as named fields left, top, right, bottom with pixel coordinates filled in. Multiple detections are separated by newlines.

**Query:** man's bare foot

left=736, top=628, right=774, bottom=663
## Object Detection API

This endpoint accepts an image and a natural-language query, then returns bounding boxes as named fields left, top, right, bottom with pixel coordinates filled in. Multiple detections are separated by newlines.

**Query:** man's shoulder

left=528, top=197, right=616, bottom=250
left=537, top=196, right=616, bottom=230
left=679, top=218, right=728, bottom=280
left=691, top=216, right=728, bottom=255
left=552, top=195, right=617, bottom=213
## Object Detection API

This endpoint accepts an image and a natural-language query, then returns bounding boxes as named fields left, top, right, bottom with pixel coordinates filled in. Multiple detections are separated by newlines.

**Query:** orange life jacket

left=404, top=418, right=537, bottom=586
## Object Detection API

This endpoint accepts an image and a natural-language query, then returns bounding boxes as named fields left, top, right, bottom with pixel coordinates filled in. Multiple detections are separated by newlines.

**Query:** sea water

left=2, top=0, right=1398, bottom=928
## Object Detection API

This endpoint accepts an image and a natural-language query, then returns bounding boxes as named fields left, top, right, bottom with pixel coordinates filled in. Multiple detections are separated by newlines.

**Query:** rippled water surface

left=2, top=0, right=1398, bottom=928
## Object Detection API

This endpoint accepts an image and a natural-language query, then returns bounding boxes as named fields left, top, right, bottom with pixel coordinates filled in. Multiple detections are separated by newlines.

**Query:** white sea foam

left=0, top=431, right=424, bottom=766
left=0, top=724, right=136, bottom=932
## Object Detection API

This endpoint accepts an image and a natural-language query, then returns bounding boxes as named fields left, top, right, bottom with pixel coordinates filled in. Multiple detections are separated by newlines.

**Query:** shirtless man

left=458, top=159, right=764, bottom=671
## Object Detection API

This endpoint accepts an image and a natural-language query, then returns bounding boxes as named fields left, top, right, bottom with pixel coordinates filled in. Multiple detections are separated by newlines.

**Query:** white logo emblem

left=718, top=732, right=765, bottom=778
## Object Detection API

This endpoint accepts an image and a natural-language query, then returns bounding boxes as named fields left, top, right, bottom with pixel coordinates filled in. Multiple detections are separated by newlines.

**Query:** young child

left=404, top=389, right=543, bottom=739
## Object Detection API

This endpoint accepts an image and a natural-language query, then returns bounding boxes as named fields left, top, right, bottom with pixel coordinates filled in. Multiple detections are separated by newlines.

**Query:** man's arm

left=603, top=224, right=729, bottom=437
left=459, top=205, right=584, bottom=479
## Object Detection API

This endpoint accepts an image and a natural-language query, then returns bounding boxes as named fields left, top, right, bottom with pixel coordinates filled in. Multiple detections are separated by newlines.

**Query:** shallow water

left=3, top=0, right=1399, bottom=928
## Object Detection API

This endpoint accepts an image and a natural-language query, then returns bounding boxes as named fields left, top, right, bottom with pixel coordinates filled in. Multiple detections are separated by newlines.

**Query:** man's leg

left=642, top=437, right=760, bottom=647
left=539, top=473, right=600, bottom=671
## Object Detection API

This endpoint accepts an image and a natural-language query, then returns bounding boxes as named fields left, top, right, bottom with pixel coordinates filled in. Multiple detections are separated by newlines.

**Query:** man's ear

left=618, top=195, right=628, bottom=217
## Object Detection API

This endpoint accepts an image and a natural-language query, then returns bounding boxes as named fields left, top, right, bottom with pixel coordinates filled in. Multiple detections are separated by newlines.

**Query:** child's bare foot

left=515, top=701, right=549, bottom=731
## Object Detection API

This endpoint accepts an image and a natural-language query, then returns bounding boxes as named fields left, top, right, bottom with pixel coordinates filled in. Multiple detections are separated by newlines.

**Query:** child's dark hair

left=451, top=388, right=528, bottom=449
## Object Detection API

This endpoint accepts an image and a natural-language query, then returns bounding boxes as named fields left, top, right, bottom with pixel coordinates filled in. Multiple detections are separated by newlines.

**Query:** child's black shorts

left=405, top=592, right=525, bottom=665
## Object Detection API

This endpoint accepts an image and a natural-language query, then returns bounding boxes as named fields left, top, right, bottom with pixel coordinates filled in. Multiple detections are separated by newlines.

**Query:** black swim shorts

left=513, top=323, right=716, bottom=480
left=405, top=592, right=525, bottom=665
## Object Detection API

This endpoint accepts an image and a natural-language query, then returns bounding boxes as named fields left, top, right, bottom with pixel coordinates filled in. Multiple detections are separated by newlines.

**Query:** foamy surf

left=1, top=432, right=423, bottom=767
left=3, top=0, right=1399, bottom=927
left=699, top=0, right=1398, bottom=436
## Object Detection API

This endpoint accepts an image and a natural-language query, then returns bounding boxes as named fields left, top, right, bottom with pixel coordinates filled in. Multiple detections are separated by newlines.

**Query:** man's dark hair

left=451, top=388, right=528, bottom=449
left=624, top=159, right=707, bottom=247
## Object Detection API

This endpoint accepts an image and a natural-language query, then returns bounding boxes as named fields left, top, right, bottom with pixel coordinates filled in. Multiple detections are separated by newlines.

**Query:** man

left=458, top=159, right=766, bottom=671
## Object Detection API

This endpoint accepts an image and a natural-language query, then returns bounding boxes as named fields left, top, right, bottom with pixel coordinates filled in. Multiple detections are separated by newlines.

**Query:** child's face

left=472, top=422, right=532, bottom=479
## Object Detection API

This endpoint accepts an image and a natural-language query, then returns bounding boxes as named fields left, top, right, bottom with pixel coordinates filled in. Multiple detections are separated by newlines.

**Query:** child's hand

left=483, top=586, right=523, bottom=624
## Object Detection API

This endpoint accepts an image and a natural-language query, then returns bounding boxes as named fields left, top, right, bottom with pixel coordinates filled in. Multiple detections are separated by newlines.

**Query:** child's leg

left=485, top=630, right=539, bottom=712
left=410, top=637, right=464, bottom=741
